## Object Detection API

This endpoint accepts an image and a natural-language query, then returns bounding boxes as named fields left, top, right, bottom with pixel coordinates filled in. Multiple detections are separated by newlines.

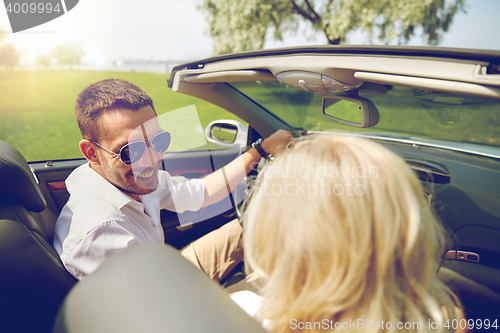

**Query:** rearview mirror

left=323, top=95, right=379, bottom=128
left=205, top=120, right=248, bottom=148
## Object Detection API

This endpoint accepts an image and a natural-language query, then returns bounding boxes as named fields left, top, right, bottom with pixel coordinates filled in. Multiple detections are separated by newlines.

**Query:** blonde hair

left=243, top=134, right=459, bottom=333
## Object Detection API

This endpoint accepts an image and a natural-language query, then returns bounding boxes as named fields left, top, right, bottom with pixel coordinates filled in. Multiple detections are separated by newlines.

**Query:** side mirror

left=205, top=120, right=248, bottom=148
left=322, top=95, right=379, bottom=128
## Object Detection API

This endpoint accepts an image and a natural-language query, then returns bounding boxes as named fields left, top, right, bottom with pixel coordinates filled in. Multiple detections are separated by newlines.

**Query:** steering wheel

left=233, top=129, right=302, bottom=219
left=233, top=156, right=271, bottom=220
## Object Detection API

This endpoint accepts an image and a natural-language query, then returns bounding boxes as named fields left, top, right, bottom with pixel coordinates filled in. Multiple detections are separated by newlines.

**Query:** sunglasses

left=90, top=131, right=172, bottom=165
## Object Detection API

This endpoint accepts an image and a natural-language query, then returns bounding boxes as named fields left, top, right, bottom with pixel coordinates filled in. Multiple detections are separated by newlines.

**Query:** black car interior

left=0, top=141, right=77, bottom=333
left=376, top=140, right=500, bottom=325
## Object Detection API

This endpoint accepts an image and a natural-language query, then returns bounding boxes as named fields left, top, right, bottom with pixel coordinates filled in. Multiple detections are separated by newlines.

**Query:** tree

left=0, top=44, right=20, bottom=69
left=52, top=43, right=84, bottom=68
left=199, top=0, right=466, bottom=55
left=0, top=30, right=21, bottom=69
left=36, top=55, right=52, bottom=69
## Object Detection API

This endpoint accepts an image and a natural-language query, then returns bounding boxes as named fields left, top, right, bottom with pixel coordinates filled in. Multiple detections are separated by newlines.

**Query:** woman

left=234, top=134, right=464, bottom=333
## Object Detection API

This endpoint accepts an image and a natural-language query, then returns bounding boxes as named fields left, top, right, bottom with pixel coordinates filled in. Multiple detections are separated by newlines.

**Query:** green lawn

left=0, top=70, right=245, bottom=161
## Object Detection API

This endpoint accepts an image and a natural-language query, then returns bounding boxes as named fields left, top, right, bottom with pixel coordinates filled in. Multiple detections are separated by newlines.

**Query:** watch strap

left=254, top=142, right=268, bottom=158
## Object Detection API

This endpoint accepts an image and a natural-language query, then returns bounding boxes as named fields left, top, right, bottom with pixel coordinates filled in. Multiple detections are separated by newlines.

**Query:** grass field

left=0, top=70, right=245, bottom=161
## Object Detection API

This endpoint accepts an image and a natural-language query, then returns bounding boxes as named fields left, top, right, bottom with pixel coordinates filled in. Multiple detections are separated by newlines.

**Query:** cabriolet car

left=1, top=45, right=499, bottom=332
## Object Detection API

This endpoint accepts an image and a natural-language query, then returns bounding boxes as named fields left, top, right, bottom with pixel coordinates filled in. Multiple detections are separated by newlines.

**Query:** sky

left=1, top=0, right=499, bottom=65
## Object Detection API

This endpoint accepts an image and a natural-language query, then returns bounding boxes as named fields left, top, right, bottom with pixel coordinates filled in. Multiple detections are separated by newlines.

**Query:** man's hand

left=202, top=129, right=293, bottom=207
left=260, top=129, right=293, bottom=156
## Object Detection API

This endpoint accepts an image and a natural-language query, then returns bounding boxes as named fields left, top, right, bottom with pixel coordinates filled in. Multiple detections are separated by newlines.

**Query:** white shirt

left=53, top=163, right=205, bottom=280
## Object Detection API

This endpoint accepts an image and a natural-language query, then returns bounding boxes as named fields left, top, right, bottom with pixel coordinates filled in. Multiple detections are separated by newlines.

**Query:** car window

left=232, top=81, right=500, bottom=151
left=0, top=71, right=246, bottom=162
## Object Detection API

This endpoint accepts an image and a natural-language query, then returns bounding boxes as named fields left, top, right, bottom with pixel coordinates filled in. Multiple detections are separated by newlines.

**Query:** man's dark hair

left=75, top=79, right=155, bottom=141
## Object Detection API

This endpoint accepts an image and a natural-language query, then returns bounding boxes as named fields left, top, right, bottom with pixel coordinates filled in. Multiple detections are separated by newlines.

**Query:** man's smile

left=136, top=169, right=155, bottom=179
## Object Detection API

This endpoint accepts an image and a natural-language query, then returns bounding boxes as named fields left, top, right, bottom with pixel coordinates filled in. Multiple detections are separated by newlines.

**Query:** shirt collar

left=66, top=163, right=135, bottom=210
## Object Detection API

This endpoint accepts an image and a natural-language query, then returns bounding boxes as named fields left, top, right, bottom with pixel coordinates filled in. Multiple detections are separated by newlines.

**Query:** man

left=53, top=79, right=291, bottom=281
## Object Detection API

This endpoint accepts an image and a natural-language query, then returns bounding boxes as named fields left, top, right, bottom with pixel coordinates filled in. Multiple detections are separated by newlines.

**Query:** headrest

left=0, top=141, right=46, bottom=212
left=54, top=243, right=266, bottom=333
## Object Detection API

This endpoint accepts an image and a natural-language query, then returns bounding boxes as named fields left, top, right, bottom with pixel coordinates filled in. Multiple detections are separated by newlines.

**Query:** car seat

left=53, top=243, right=266, bottom=333
left=0, top=141, right=77, bottom=333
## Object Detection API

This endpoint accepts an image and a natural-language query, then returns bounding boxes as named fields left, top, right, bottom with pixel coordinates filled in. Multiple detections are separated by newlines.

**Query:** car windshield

left=231, top=81, right=500, bottom=155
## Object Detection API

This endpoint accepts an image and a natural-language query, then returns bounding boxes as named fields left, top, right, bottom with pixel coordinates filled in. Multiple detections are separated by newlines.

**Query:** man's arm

left=201, top=130, right=292, bottom=207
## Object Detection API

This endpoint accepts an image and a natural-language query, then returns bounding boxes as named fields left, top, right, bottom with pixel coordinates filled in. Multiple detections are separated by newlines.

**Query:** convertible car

left=1, top=45, right=499, bottom=332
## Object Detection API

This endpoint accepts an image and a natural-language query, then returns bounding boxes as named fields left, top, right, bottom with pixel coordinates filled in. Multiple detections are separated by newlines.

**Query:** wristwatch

left=251, top=138, right=268, bottom=158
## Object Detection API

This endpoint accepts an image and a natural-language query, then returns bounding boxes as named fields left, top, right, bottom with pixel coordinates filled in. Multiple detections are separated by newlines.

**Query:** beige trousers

left=180, top=219, right=243, bottom=283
